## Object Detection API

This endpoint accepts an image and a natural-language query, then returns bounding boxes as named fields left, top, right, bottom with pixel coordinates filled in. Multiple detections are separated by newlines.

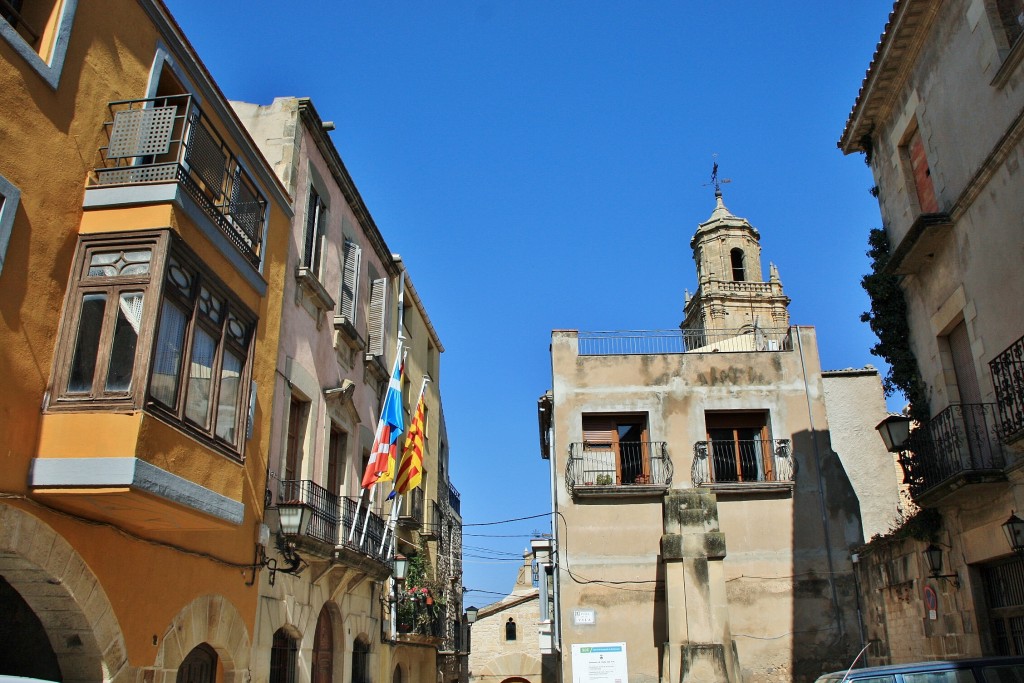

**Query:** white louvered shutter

left=339, top=240, right=361, bottom=322
left=367, top=277, right=388, bottom=357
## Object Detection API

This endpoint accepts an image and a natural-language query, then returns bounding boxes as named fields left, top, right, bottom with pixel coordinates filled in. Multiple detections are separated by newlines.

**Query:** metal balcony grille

left=273, top=478, right=390, bottom=564
left=991, top=335, right=1024, bottom=442
left=691, top=439, right=794, bottom=486
left=899, top=403, right=1006, bottom=499
left=94, top=95, right=266, bottom=269
left=578, top=327, right=791, bottom=356
left=448, top=481, right=461, bottom=515
left=566, top=441, right=672, bottom=495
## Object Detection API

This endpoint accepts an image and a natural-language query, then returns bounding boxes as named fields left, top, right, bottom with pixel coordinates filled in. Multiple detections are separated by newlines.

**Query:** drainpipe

left=794, top=327, right=845, bottom=639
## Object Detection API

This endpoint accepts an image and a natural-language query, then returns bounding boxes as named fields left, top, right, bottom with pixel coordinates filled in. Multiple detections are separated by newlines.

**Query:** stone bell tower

left=681, top=189, right=790, bottom=331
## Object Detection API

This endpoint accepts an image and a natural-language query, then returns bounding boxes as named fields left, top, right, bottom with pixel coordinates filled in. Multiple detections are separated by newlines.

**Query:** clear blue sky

left=165, top=0, right=896, bottom=604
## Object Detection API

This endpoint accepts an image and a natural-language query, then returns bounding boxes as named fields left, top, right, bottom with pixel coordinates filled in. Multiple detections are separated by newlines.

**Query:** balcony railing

left=691, top=439, right=794, bottom=486
left=578, top=327, right=791, bottom=356
left=991, top=335, right=1024, bottom=442
left=566, top=441, right=672, bottom=495
left=448, top=481, right=461, bottom=515
left=0, top=0, right=39, bottom=46
left=899, top=403, right=1006, bottom=499
left=93, top=95, right=266, bottom=268
left=276, top=479, right=390, bottom=565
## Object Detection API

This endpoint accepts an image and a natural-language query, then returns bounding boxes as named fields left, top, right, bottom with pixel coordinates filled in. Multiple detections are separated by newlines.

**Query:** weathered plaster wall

left=550, top=328, right=863, bottom=683
left=822, top=369, right=906, bottom=540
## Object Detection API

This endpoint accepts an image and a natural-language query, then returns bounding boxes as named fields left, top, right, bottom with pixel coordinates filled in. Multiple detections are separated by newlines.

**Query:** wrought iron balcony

left=899, top=403, right=1007, bottom=501
left=566, top=441, right=672, bottom=495
left=577, top=326, right=791, bottom=356
left=93, top=95, right=266, bottom=268
left=276, top=479, right=390, bottom=565
left=448, top=480, right=461, bottom=515
left=691, top=439, right=794, bottom=486
left=991, top=335, right=1024, bottom=442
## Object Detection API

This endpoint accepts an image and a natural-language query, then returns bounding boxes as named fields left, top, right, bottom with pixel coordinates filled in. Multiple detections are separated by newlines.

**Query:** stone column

left=660, top=489, right=739, bottom=683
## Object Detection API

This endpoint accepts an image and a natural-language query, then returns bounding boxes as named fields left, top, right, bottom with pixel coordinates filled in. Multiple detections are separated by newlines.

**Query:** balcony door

left=706, top=412, right=769, bottom=482
left=582, top=415, right=648, bottom=484
left=948, top=321, right=993, bottom=466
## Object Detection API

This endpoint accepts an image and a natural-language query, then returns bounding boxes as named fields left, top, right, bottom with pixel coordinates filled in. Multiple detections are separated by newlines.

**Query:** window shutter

left=303, top=191, right=319, bottom=269
left=582, top=416, right=616, bottom=445
left=339, top=240, right=361, bottom=322
left=367, top=277, right=388, bottom=357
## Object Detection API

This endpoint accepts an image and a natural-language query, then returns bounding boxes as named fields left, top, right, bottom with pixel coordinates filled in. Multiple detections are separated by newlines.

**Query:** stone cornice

left=839, top=0, right=942, bottom=155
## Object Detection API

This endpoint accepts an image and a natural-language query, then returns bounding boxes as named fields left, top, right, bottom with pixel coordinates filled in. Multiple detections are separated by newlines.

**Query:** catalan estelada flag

left=361, top=353, right=404, bottom=488
left=395, top=387, right=426, bottom=494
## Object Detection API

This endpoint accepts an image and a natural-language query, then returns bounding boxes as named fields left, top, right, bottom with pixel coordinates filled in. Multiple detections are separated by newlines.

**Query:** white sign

left=571, top=642, right=628, bottom=683
left=573, top=608, right=596, bottom=625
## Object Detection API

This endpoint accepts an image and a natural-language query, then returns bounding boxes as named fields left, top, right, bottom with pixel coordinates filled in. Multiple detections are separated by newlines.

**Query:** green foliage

left=860, top=228, right=930, bottom=422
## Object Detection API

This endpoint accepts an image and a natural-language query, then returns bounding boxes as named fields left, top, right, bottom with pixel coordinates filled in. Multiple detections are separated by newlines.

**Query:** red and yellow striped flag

left=395, top=392, right=425, bottom=494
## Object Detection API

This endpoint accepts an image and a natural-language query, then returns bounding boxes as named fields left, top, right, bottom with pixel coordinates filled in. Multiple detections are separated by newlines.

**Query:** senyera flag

left=395, top=388, right=425, bottom=495
left=361, top=354, right=404, bottom=488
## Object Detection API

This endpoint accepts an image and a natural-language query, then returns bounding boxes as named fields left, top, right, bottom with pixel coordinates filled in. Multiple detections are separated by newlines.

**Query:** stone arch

left=152, top=594, right=251, bottom=683
left=0, top=502, right=128, bottom=682
left=478, top=652, right=544, bottom=681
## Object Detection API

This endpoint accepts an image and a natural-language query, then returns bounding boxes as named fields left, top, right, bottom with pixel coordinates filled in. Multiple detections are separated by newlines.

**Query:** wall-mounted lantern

left=876, top=414, right=912, bottom=453
left=1002, top=513, right=1024, bottom=555
left=922, top=544, right=960, bottom=588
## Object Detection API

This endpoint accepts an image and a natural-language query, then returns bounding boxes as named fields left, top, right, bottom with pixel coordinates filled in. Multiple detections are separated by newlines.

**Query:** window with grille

left=581, top=414, right=650, bottom=485
left=270, top=629, right=298, bottom=683
left=704, top=411, right=772, bottom=483
left=984, top=555, right=1024, bottom=656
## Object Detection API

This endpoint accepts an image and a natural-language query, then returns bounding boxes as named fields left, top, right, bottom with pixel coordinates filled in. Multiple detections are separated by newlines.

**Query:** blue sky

left=165, top=1, right=896, bottom=603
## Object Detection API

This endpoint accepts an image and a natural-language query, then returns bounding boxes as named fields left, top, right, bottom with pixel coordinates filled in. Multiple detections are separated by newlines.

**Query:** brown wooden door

left=177, top=644, right=217, bottom=683
left=312, top=607, right=333, bottom=683
left=284, top=397, right=303, bottom=482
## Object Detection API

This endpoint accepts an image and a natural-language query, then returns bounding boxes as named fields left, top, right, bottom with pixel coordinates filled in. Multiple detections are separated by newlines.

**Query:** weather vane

left=704, top=153, right=732, bottom=195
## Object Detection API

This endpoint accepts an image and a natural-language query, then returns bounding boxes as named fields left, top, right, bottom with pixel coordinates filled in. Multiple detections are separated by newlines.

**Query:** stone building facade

left=839, top=0, right=1024, bottom=665
left=538, top=194, right=895, bottom=683
left=468, top=542, right=557, bottom=683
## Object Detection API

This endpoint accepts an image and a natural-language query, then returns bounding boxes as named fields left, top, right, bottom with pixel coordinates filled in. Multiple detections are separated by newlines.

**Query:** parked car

left=815, top=657, right=1024, bottom=683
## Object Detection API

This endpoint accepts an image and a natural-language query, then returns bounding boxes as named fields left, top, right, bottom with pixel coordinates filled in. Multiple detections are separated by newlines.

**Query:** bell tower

left=681, top=188, right=790, bottom=332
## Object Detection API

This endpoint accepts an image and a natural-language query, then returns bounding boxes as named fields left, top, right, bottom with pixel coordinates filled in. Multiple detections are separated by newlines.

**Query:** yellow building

left=0, top=1, right=291, bottom=680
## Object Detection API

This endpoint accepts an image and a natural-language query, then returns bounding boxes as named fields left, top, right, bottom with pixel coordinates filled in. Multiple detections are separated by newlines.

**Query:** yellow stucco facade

left=1, top=0, right=290, bottom=680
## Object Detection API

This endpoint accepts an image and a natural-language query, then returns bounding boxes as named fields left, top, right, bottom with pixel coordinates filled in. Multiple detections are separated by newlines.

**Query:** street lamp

left=922, top=544, right=960, bottom=588
left=1002, top=513, right=1024, bottom=555
left=393, top=554, right=409, bottom=585
left=277, top=500, right=314, bottom=536
left=876, top=414, right=912, bottom=453
left=465, top=605, right=478, bottom=624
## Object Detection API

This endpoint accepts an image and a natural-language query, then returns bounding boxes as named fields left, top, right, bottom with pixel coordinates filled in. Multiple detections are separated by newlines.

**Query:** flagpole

left=379, top=493, right=403, bottom=556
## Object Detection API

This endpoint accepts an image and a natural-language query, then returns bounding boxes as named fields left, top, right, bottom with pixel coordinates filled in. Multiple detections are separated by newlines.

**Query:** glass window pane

left=984, top=664, right=1024, bottom=683
left=904, top=671, right=976, bottom=683
left=104, top=292, right=143, bottom=392
left=185, top=327, right=217, bottom=427
left=152, top=300, right=187, bottom=406
left=67, top=293, right=107, bottom=394
left=215, top=350, right=242, bottom=443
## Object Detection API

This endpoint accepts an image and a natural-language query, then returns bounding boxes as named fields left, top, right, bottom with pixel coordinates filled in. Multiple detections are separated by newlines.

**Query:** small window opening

left=730, top=248, right=745, bottom=281
left=505, top=617, right=517, bottom=641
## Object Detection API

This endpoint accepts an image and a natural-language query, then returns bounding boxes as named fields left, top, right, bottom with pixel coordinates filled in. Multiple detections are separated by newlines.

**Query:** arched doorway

left=270, top=628, right=298, bottom=683
left=177, top=644, right=217, bottom=683
left=0, top=574, right=61, bottom=680
left=392, top=664, right=403, bottom=683
left=312, top=606, right=333, bottom=683
left=351, top=636, right=370, bottom=683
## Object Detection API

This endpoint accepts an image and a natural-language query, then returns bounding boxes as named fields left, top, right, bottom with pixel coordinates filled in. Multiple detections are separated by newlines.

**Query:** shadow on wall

left=789, top=427, right=864, bottom=683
